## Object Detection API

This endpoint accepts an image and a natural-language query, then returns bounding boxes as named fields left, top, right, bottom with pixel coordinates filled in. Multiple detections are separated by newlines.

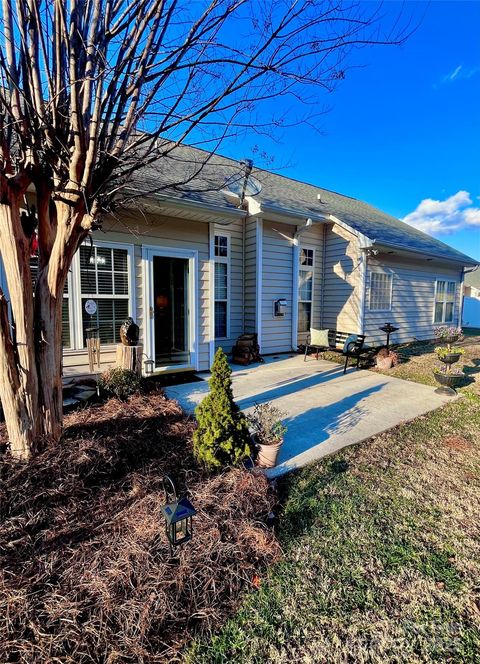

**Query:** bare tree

left=0, top=0, right=408, bottom=458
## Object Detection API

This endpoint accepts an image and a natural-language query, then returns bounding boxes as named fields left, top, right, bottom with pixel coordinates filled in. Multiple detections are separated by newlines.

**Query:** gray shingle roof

left=127, top=144, right=478, bottom=266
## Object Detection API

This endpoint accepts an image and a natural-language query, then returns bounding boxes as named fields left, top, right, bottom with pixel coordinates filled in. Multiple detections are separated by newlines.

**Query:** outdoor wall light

left=160, top=475, right=197, bottom=556
left=143, top=357, right=155, bottom=375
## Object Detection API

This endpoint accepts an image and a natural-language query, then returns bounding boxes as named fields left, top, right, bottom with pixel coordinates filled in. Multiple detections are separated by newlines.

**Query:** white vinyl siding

left=261, top=220, right=294, bottom=354
left=364, top=255, right=462, bottom=345
left=244, top=217, right=258, bottom=334
left=369, top=272, right=393, bottom=311
left=322, top=223, right=363, bottom=333
left=433, top=280, right=456, bottom=323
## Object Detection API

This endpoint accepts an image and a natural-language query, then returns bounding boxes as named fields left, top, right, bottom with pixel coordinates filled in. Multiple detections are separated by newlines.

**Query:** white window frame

left=433, top=279, right=457, bottom=324
left=71, top=239, right=136, bottom=350
left=298, top=244, right=315, bottom=333
left=212, top=232, right=230, bottom=340
left=368, top=270, right=393, bottom=312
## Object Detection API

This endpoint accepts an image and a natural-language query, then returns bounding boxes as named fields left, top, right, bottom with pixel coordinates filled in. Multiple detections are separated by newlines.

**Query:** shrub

left=98, top=367, right=142, bottom=400
left=247, top=402, right=287, bottom=446
left=193, top=348, right=252, bottom=470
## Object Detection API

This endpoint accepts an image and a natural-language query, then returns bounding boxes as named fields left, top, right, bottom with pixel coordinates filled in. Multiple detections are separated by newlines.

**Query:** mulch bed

left=0, top=390, right=280, bottom=663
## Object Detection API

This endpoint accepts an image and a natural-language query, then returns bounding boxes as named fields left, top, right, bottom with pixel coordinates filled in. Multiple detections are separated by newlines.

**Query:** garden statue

left=120, top=317, right=140, bottom=346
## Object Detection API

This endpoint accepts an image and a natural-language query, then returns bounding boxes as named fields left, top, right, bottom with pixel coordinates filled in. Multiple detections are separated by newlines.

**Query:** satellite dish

left=222, top=173, right=262, bottom=201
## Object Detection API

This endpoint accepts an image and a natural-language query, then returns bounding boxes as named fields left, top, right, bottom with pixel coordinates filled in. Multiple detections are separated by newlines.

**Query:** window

left=214, top=234, right=229, bottom=338
left=79, top=245, right=130, bottom=345
left=298, top=247, right=314, bottom=333
left=434, top=280, right=456, bottom=323
left=30, top=254, right=72, bottom=348
left=369, top=272, right=392, bottom=311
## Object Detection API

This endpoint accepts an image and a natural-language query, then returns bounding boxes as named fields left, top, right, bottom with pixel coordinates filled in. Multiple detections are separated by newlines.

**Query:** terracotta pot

left=376, top=356, right=393, bottom=370
left=256, top=438, right=284, bottom=468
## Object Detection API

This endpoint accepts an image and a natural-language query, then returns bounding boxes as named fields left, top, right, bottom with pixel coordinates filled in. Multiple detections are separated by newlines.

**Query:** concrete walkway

left=166, top=354, right=454, bottom=478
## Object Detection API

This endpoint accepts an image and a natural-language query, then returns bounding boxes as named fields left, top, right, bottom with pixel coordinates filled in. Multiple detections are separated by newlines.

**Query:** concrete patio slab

left=165, top=354, right=455, bottom=478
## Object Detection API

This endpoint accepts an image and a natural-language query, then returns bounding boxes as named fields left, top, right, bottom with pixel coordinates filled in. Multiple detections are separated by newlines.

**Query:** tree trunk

left=0, top=200, right=41, bottom=457
left=0, top=195, right=77, bottom=457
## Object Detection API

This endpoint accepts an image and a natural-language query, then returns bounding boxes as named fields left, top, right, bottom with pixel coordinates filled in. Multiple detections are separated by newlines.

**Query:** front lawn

left=188, top=393, right=480, bottom=663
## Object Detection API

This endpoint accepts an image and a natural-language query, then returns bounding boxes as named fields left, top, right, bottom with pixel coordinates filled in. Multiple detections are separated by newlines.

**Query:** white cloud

left=402, top=191, right=480, bottom=235
left=440, top=64, right=480, bottom=85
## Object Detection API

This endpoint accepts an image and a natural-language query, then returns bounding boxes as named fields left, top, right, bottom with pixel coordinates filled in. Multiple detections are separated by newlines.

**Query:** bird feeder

left=160, top=475, right=196, bottom=555
left=379, top=322, right=399, bottom=351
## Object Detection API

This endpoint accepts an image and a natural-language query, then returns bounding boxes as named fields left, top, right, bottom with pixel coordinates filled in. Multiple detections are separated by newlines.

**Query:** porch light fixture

left=160, top=475, right=197, bottom=556
left=143, top=356, right=154, bottom=375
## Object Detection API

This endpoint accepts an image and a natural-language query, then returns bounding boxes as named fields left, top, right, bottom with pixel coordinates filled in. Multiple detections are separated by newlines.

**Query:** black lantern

left=379, top=322, right=399, bottom=351
left=160, top=475, right=196, bottom=555
left=143, top=356, right=155, bottom=375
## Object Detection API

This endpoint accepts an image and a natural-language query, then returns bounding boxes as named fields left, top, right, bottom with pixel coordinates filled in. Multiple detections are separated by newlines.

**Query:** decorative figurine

left=119, top=317, right=140, bottom=346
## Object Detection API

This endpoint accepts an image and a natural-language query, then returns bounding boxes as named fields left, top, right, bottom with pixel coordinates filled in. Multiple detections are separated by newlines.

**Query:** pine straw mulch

left=0, top=390, right=280, bottom=663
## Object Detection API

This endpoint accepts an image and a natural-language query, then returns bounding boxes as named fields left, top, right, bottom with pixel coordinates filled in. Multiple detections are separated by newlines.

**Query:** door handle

left=149, top=306, right=154, bottom=319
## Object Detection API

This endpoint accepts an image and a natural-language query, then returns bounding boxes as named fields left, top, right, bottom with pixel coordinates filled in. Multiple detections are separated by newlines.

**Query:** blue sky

left=223, top=1, right=480, bottom=261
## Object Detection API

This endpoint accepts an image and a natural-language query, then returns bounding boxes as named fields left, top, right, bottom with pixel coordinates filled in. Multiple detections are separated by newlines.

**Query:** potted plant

left=247, top=402, right=287, bottom=469
left=435, top=345, right=465, bottom=365
left=375, top=347, right=399, bottom=370
left=433, top=365, right=465, bottom=389
left=433, top=325, right=463, bottom=345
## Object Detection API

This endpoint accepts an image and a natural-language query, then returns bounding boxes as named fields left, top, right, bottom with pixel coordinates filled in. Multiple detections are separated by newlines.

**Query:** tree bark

left=0, top=199, right=40, bottom=457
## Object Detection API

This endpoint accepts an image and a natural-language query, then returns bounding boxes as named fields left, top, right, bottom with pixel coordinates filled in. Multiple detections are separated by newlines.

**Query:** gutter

left=360, top=240, right=479, bottom=268
left=126, top=190, right=247, bottom=220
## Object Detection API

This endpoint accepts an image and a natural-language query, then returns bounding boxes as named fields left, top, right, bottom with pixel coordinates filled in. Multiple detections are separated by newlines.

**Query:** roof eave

left=365, top=240, right=479, bottom=267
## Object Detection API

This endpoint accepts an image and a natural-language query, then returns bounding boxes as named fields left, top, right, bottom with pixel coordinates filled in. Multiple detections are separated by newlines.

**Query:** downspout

left=358, top=250, right=367, bottom=336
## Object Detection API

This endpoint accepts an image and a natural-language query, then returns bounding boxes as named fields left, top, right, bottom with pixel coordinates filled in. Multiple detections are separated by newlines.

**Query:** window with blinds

left=79, top=245, right=130, bottom=345
left=214, top=234, right=229, bottom=338
left=434, top=280, right=456, bottom=323
left=369, top=272, right=393, bottom=311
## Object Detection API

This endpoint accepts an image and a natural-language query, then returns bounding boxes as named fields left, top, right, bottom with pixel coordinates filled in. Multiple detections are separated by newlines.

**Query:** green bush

left=193, top=348, right=252, bottom=470
left=98, top=368, right=142, bottom=400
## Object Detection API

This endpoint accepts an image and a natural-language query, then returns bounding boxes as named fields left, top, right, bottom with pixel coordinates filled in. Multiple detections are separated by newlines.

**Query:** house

left=462, top=269, right=480, bottom=328
left=1, top=145, right=477, bottom=377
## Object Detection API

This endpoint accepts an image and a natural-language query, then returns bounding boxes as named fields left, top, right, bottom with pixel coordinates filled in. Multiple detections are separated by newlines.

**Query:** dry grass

left=371, top=331, right=480, bottom=394
left=0, top=390, right=280, bottom=663
left=189, top=393, right=480, bottom=663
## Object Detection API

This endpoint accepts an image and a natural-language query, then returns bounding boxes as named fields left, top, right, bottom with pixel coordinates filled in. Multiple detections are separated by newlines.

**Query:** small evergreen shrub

left=98, top=368, right=142, bottom=400
left=193, top=348, right=252, bottom=470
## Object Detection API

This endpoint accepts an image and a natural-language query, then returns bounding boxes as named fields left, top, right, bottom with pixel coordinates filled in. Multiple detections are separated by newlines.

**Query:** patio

left=166, top=354, right=455, bottom=478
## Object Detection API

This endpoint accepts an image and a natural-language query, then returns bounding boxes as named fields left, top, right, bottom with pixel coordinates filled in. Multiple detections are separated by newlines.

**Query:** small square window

left=300, top=248, right=314, bottom=267
left=214, top=235, right=228, bottom=257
